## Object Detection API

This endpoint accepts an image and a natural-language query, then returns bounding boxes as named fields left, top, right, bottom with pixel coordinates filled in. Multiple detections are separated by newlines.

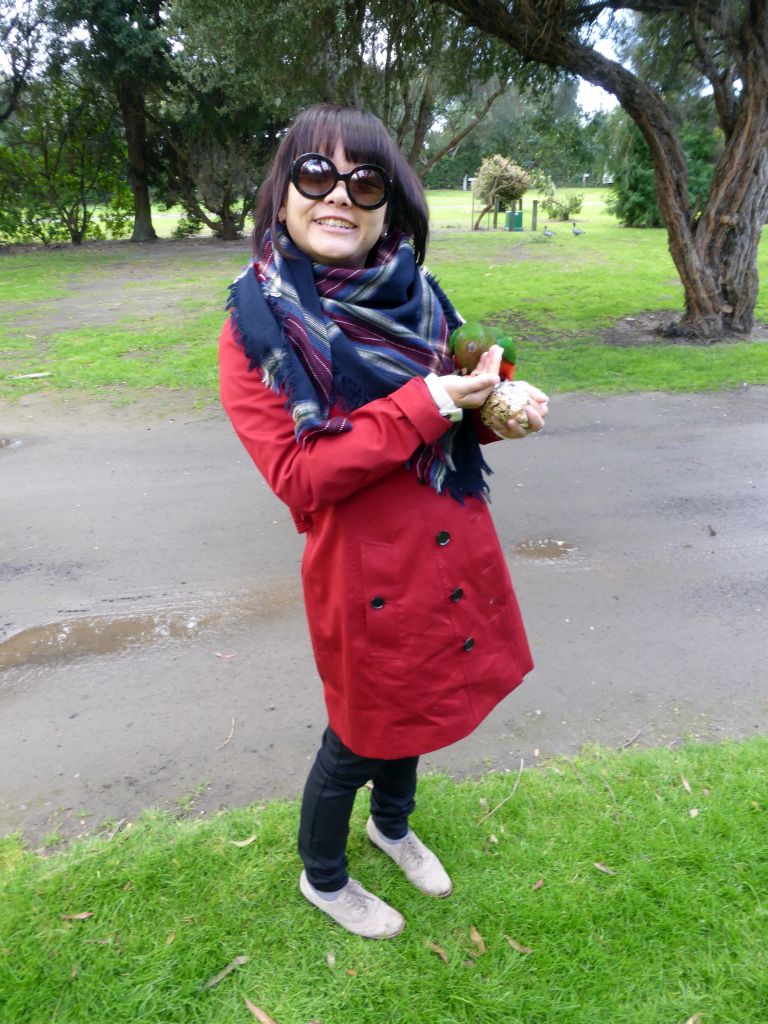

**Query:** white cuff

left=424, top=373, right=464, bottom=422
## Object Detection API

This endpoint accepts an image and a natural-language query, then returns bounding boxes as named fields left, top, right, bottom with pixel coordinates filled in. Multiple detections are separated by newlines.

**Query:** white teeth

left=316, top=218, right=354, bottom=229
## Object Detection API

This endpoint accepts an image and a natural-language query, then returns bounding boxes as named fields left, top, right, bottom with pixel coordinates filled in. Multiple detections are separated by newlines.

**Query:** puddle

left=0, top=612, right=213, bottom=671
left=0, top=581, right=304, bottom=671
left=512, top=538, right=576, bottom=561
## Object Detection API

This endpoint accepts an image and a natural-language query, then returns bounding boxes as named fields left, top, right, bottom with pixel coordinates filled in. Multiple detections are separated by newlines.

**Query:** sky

left=578, top=78, right=619, bottom=114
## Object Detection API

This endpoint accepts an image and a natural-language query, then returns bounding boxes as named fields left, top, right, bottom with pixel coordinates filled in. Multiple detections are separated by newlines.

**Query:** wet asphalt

left=1, top=387, right=767, bottom=843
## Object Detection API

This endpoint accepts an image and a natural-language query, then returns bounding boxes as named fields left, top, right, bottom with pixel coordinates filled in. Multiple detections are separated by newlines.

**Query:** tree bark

left=437, top=0, right=768, bottom=341
left=117, top=86, right=157, bottom=243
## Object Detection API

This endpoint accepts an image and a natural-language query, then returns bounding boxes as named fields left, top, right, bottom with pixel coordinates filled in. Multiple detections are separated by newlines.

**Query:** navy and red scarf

left=227, top=228, right=490, bottom=501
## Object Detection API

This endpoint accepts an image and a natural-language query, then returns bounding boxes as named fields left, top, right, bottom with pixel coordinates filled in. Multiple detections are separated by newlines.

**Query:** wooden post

left=532, top=199, right=538, bottom=231
left=493, top=196, right=501, bottom=229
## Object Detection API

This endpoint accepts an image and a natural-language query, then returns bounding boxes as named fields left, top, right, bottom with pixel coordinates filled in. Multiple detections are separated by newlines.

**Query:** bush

left=537, top=175, right=584, bottom=220
left=171, top=211, right=205, bottom=238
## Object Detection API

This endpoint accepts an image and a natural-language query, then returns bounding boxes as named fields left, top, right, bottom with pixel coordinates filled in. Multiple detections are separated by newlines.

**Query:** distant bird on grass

left=542, top=225, right=555, bottom=238
left=572, top=221, right=585, bottom=235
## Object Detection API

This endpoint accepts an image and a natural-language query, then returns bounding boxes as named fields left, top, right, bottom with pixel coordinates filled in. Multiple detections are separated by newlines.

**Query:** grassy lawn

left=1, top=188, right=767, bottom=399
left=1, top=738, right=766, bottom=1023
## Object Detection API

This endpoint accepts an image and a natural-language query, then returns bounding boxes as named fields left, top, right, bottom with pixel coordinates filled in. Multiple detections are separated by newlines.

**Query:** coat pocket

left=358, top=538, right=404, bottom=657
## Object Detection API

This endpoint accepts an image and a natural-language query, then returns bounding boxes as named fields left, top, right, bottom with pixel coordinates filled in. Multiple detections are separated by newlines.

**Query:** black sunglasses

left=290, top=153, right=391, bottom=210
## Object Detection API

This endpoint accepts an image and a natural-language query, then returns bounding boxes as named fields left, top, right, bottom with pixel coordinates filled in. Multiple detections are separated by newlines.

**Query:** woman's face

left=278, top=140, right=388, bottom=268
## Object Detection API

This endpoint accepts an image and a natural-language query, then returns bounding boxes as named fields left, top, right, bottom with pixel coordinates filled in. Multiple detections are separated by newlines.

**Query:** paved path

left=1, top=387, right=766, bottom=842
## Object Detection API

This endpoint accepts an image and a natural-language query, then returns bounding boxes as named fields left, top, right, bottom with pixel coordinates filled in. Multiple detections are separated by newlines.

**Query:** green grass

left=1, top=188, right=767, bottom=399
left=1, top=739, right=766, bottom=1023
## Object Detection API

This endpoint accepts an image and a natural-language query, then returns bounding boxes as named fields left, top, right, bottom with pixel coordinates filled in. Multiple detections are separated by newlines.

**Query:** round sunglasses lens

left=297, top=158, right=335, bottom=197
left=349, top=169, right=387, bottom=207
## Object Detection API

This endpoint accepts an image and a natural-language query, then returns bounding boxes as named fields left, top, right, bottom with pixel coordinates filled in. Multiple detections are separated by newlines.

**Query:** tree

left=432, top=0, right=768, bottom=341
left=172, top=0, right=520, bottom=173
left=0, top=0, right=45, bottom=123
left=424, top=80, right=609, bottom=188
left=53, top=0, right=173, bottom=242
left=0, top=74, right=129, bottom=244
left=154, top=79, right=281, bottom=240
left=472, top=155, right=531, bottom=229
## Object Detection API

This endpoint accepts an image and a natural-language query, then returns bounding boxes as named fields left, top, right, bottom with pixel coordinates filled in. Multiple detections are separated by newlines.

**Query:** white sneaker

left=299, top=871, right=405, bottom=939
left=366, top=817, right=453, bottom=898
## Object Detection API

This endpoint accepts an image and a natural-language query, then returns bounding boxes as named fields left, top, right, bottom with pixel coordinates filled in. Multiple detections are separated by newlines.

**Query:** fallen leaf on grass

left=243, top=999, right=278, bottom=1023
left=689, top=808, right=700, bottom=818
left=680, top=774, right=692, bottom=794
left=345, top=968, right=356, bottom=976
left=462, top=959, right=477, bottom=968
left=593, top=862, right=617, bottom=875
left=478, top=797, right=489, bottom=813
left=70, top=964, right=78, bottom=978
left=62, top=912, right=93, bottom=921
left=202, top=955, right=248, bottom=990
left=504, top=935, right=533, bottom=954
left=326, top=952, right=336, bottom=968
left=532, top=878, right=544, bottom=891
left=425, top=940, right=449, bottom=963
left=469, top=926, right=486, bottom=954
left=685, top=1015, right=702, bottom=1024
left=229, top=835, right=258, bottom=848
left=166, top=932, right=176, bottom=945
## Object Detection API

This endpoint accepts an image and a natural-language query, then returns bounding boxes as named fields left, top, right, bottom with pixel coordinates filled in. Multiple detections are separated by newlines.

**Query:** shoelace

left=399, top=834, right=426, bottom=868
left=342, top=880, right=375, bottom=912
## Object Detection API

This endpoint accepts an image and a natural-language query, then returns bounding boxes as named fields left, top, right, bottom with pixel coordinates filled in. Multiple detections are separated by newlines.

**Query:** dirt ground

left=2, top=380, right=767, bottom=847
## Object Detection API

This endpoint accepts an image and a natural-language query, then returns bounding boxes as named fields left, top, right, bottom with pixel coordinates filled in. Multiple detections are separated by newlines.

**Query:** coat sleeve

left=219, top=317, right=453, bottom=513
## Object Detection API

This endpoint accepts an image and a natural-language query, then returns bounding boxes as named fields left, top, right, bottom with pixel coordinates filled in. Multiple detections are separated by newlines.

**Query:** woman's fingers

left=472, top=345, right=502, bottom=377
left=439, top=371, right=500, bottom=409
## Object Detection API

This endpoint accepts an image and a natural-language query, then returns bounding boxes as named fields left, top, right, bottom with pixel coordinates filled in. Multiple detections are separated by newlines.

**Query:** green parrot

left=449, top=322, right=517, bottom=381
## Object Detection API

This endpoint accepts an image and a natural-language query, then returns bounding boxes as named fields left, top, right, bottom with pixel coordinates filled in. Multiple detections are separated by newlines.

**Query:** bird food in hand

left=481, top=380, right=536, bottom=433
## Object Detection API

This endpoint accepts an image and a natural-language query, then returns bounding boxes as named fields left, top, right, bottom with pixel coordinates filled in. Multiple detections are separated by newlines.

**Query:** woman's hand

left=437, top=351, right=500, bottom=409
left=440, top=345, right=549, bottom=436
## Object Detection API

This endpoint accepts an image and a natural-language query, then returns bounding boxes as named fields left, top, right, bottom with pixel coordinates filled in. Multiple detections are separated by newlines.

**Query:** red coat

left=219, top=318, right=533, bottom=759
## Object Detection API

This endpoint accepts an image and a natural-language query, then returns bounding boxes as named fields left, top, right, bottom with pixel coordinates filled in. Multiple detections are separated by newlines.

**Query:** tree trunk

left=473, top=201, right=493, bottom=230
left=217, top=191, right=241, bottom=240
left=118, top=86, right=157, bottom=243
left=437, top=0, right=768, bottom=341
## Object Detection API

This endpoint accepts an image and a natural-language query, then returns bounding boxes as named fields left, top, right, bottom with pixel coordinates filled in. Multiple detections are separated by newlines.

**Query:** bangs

left=289, top=107, right=396, bottom=175
left=252, top=103, right=429, bottom=264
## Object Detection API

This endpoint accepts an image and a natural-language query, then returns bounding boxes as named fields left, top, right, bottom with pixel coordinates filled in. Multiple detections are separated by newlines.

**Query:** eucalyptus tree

left=433, top=0, right=768, bottom=341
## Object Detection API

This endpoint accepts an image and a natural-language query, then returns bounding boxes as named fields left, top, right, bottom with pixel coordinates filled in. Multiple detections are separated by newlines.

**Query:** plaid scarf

left=227, top=229, right=491, bottom=501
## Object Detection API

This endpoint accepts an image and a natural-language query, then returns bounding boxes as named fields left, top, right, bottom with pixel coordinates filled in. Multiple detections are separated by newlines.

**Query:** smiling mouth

left=314, top=218, right=356, bottom=230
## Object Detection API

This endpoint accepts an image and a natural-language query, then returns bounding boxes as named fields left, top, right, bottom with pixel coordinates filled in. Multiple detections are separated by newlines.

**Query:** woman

left=219, top=104, right=547, bottom=939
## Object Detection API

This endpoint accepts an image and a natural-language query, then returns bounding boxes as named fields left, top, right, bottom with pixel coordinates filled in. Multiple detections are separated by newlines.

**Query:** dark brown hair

left=252, top=104, right=430, bottom=265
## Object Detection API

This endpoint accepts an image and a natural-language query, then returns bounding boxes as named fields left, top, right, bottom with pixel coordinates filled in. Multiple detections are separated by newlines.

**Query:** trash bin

left=504, top=210, right=513, bottom=231
left=513, top=210, right=523, bottom=231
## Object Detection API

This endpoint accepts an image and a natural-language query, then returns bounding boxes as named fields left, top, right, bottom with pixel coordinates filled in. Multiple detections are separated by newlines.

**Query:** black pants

left=298, top=726, right=419, bottom=891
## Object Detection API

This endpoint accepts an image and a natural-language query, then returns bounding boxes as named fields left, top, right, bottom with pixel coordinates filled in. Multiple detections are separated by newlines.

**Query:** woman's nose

left=323, top=179, right=350, bottom=205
